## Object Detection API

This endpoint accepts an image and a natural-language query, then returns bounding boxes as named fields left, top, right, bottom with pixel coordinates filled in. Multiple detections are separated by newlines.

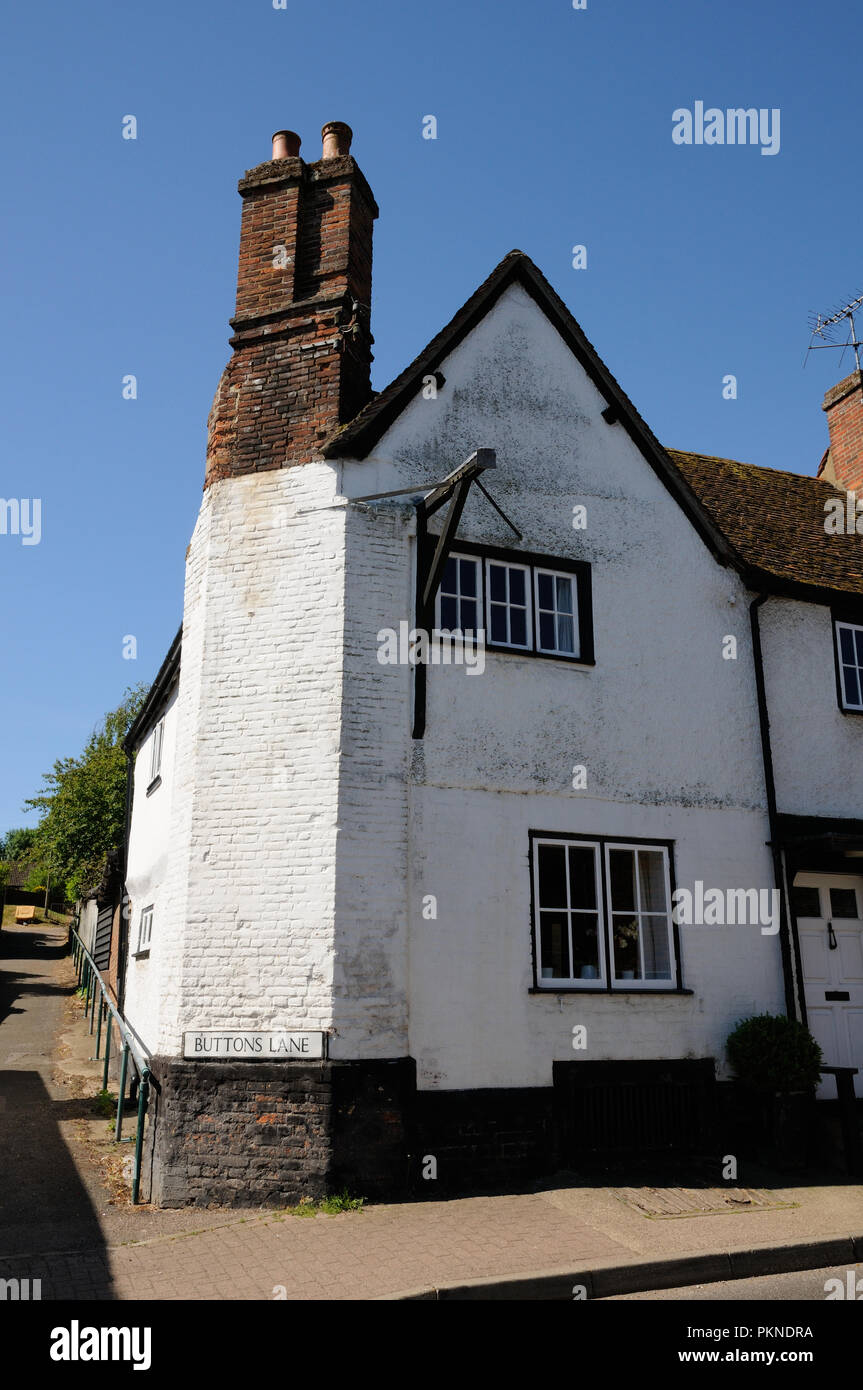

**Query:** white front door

left=793, top=872, right=863, bottom=1099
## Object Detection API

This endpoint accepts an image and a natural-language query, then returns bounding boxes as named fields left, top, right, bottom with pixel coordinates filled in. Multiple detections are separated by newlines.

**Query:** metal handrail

left=70, top=925, right=151, bottom=1203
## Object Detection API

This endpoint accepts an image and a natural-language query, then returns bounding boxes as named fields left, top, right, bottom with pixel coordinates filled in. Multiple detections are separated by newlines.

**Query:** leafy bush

left=726, top=1013, right=823, bottom=1093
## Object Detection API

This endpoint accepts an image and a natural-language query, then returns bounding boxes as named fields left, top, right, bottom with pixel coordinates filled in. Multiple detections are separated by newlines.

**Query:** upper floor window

left=836, top=621, right=863, bottom=711
left=433, top=542, right=593, bottom=663
left=149, top=719, right=165, bottom=783
left=137, top=904, right=154, bottom=955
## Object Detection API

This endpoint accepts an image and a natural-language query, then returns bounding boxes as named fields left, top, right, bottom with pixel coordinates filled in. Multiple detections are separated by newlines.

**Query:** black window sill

left=146, top=776, right=162, bottom=796
left=529, top=986, right=693, bottom=996
left=133, top=949, right=150, bottom=960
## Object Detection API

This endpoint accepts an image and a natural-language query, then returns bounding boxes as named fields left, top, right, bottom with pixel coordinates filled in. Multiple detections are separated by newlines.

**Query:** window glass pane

left=490, top=605, right=507, bottom=643
left=843, top=666, right=861, bottom=707
left=571, top=915, right=600, bottom=979
left=830, top=887, right=859, bottom=918
left=510, top=607, right=527, bottom=646
left=509, top=568, right=526, bottom=605
left=791, top=885, right=821, bottom=918
left=637, top=851, right=667, bottom=913
left=489, top=564, right=506, bottom=602
left=568, top=845, right=597, bottom=910
left=538, top=844, right=568, bottom=908
left=557, top=614, right=575, bottom=653
left=609, top=850, right=636, bottom=910
left=537, top=572, right=553, bottom=608
left=539, top=612, right=555, bottom=649
left=460, top=598, right=477, bottom=630
left=556, top=576, right=574, bottom=614
left=459, top=558, right=477, bottom=596
left=855, top=628, right=863, bottom=664
left=440, top=595, right=457, bottom=628
left=641, top=916, right=671, bottom=978
left=540, top=913, right=570, bottom=978
left=612, top=915, right=641, bottom=977
left=442, top=556, right=457, bottom=593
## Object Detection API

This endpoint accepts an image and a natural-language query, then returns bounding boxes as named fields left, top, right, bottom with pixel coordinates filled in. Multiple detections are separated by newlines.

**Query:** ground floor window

left=531, top=834, right=678, bottom=990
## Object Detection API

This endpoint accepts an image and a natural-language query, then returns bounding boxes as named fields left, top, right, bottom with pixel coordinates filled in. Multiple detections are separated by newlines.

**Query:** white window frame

left=533, top=838, right=606, bottom=989
left=533, top=567, right=579, bottom=657
left=836, top=621, right=863, bottom=711
left=484, top=558, right=533, bottom=651
left=603, top=842, right=676, bottom=990
left=138, top=904, right=154, bottom=954
left=435, top=552, right=482, bottom=636
left=150, top=718, right=165, bottom=782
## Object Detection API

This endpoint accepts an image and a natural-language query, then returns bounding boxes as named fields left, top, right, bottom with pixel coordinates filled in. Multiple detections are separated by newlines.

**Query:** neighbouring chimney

left=820, top=370, right=863, bottom=491
left=205, top=122, right=378, bottom=487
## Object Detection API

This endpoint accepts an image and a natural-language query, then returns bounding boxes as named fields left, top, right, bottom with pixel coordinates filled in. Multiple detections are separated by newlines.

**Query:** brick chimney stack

left=819, top=370, right=863, bottom=491
left=205, top=123, right=378, bottom=487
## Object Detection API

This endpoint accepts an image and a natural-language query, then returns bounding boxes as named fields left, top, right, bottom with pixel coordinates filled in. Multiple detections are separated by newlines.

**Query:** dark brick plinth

left=145, top=1056, right=415, bottom=1208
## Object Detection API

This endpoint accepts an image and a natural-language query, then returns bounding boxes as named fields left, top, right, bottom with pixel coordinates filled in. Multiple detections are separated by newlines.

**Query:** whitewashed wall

left=123, top=684, right=178, bottom=1056
left=337, top=280, right=786, bottom=1083
left=124, top=463, right=347, bottom=1058
left=761, top=597, right=863, bottom=820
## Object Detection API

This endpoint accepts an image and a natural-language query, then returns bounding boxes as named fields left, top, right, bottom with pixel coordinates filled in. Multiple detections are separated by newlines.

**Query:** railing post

left=115, top=1042, right=129, bottom=1143
left=83, top=959, right=91, bottom=1009
left=132, top=1071, right=150, bottom=1205
left=95, top=993, right=103, bottom=1059
left=102, top=1012, right=112, bottom=1091
left=88, top=976, right=97, bottom=1034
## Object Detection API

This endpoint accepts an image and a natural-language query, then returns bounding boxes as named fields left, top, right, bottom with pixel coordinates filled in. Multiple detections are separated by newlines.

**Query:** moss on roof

left=669, top=449, right=863, bottom=599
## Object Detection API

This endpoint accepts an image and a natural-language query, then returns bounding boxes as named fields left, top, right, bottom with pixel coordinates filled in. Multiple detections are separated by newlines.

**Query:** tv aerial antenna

left=806, top=292, right=863, bottom=372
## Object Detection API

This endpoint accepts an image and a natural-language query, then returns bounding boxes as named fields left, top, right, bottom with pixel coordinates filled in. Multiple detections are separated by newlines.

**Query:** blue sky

left=1, top=0, right=859, bottom=834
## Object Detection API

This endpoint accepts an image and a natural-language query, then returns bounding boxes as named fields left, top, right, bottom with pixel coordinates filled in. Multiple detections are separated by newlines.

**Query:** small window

left=791, top=885, right=821, bottom=918
left=137, top=905, right=153, bottom=954
left=486, top=560, right=532, bottom=649
left=534, top=569, right=578, bottom=656
left=836, top=622, right=863, bottom=711
left=150, top=719, right=165, bottom=782
left=437, top=554, right=481, bottom=634
left=829, top=887, right=859, bottom=918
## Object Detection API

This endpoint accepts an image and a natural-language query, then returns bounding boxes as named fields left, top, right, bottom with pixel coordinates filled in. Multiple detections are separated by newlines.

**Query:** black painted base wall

left=144, top=1055, right=724, bottom=1207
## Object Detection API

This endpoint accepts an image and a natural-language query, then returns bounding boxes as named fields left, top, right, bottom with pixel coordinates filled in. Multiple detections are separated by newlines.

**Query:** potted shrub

left=725, top=1014, right=823, bottom=1169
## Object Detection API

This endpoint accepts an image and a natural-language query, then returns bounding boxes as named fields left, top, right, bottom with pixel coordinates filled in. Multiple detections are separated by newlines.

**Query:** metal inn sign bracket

left=412, top=448, right=510, bottom=740
left=330, top=447, right=522, bottom=739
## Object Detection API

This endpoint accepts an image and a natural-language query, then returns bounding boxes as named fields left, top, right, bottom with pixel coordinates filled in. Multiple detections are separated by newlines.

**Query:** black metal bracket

left=412, top=449, right=496, bottom=740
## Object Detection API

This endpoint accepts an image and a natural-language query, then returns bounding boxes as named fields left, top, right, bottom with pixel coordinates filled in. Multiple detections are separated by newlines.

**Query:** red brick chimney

left=205, top=123, right=378, bottom=487
left=819, top=370, right=863, bottom=491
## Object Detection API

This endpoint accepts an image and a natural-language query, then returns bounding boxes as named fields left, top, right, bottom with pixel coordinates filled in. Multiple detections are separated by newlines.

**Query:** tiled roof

left=669, top=450, right=863, bottom=600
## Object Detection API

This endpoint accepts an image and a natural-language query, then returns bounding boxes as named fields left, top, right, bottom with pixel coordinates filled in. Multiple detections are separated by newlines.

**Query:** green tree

left=0, top=826, right=37, bottom=861
left=24, top=685, right=148, bottom=901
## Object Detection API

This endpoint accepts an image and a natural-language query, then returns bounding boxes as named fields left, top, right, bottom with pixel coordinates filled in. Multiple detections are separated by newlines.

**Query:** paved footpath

left=1, top=921, right=861, bottom=1301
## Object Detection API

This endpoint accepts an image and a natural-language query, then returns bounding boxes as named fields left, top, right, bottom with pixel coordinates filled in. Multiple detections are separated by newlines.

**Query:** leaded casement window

left=532, top=836, right=678, bottom=990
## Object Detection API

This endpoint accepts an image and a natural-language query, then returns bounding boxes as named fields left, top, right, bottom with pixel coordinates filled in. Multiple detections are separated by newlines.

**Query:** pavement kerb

left=380, top=1233, right=863, bottom=1300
